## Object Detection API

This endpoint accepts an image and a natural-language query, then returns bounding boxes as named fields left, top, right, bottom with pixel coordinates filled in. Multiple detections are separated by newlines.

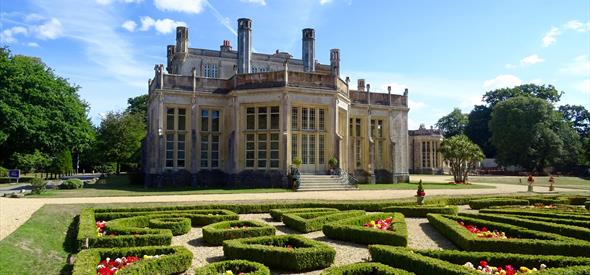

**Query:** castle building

left=145, top=18, right=409, bottom=186
left=408, top=124, right=445, bottom=174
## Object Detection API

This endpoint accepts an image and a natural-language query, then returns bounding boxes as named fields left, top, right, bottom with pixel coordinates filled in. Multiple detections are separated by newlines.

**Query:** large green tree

left=126, top=94, right=149, bottom=124
left=439, top=135, right=484, bottom=183
left=435, top=108, right=468, bottom=138
left=464, top=105, right=495, bottom=157
left=95, top=111, right=145, bottom=174
left=558, top=104, right=589, bottom=138
left=0, top=47, right=94, bottom=169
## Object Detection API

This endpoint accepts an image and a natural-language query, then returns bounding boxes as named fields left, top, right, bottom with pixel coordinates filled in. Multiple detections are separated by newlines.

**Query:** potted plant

left=416, top=179, right=425, bottom=205
left=548, top=175, right=555, bottom=192
left=328, top=157, right=338, bottom=175
left=527, top=175, right=534, bottom=192
left=291, top=157, right=302, bottom=191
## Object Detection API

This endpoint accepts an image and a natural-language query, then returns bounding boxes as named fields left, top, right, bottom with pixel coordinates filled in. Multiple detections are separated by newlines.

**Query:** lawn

left=357, top=182, right=491, bottom=190
left=27, top=175, right=291, bottom=198
left=468, top=176, right=590, bottom=190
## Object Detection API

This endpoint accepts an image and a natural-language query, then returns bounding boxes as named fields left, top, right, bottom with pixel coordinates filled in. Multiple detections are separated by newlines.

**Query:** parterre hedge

left=320, top=262, right=415, bottom=275
left=479, top=209, right=590, bottom=221
left=586, top=201, right=589, bottom=210
left=477, top=213, right=590, bottom=228
left=468, top=198, right=529, bottom=210
left=323, top=213, right=407, bottom=246
left=194, top=260, right=270, bottom=275
left=426, top=214, right=590, bottom=256
left=282, top=210, right=366, bottom=233
left=269, top=208, right=339, bottom=221
left=381, top=205, right=458, bottom=217
left=147, top=217, right=191, bottom=236
left=202, top=220, right=276, bottom=245
left=458, top=213, right=590, bottom=241
left=223, top=235, right=336, bottom=272
left=72, top=245, right=192, bottom=275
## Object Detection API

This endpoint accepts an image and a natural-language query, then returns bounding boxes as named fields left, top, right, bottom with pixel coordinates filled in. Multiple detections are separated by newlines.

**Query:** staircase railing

left=338, top=168, right=359, bottom=189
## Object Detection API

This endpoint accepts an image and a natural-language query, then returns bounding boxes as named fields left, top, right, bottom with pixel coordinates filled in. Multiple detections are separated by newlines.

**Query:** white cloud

left=203, top=1, right=237, bottom=36
left=154, top=0, right=206, bottom=14
left=97, top=0, right=143, bottom=5
left=320, top=0, right=333, bottom=4
left=574, top=79, right=590, bottom=94
left=241, top=0, right=266, bottom=5
left=564, top=20, right=590, bottom=32
left=482, top=74, right=522, bottom=91
left=520, top=54, right=544, bottom=65
left=121, top=20, right=137, bottom=32
left=27, top=42, right=40, bottom=47
left=25, top=13, right=45, bottom=22
left=542, top=27, right=560, bottom=47
left=139, top=16, right=186, bottom=34
left=0, top=26, right=28, bottom=43
left=32, top=18, right=63, bottom=40
left=560, top=54, right=590, bottom=76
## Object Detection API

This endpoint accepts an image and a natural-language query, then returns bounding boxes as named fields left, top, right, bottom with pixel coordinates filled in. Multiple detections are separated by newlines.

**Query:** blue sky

left=1, top=0, right=589, bottom=128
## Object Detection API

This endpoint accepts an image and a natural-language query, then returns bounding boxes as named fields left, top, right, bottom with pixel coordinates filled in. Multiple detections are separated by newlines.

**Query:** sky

left=1, top=0, right=589, bottom=129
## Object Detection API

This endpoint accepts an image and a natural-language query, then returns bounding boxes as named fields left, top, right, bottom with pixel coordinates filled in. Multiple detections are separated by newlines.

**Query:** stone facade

left=408, top=124, right=445, bottom=174
left=145, top=18, right=410, bottom=187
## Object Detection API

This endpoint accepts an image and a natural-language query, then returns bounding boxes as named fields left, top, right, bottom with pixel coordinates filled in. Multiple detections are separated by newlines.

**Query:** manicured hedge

left=269, top=208, right=339, bottom=221
left=381, top=205, right=458, bottom=217
left=282, top=210, right=365, bottom=233
left=369, top=245, right=477, bottom=275
left=468, top=198, right=529, bottom=210
left=202, top=220, right=276, bottom=245
left=586, top=201, right=589, bottom=210
left=72, top=245, right=192, bottom=275
left=148, top=217, right=191, bottom=236
left=323, top=213, right=407, bottom=246
left=479, top=209, right=590, bottom=221
left=558, top=196, right=588, bottom=205
left=320, top=262, right=415, bottom=275
left=426, top=214, right=590, bottom=256
left=95, top=209, right=239, bottom=223
left=459, top=213, right=590, bottom=241
left=60, top=178, right=84, bottom=189
left=194, top=260, right=270, bottom=275
left=223, top=235, right=335, bottom=272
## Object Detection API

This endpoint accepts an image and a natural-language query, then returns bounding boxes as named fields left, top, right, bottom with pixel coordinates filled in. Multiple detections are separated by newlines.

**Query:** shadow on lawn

left=60, top=215, right=80, bottom=274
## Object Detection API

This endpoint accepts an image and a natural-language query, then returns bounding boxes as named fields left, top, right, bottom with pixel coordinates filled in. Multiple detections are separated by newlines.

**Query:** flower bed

left=382, top=205, right=458, bottom=217
left=457, top=220, right=508, bottom=239
left=194, top=260, right=270, bottom=275
left=468, top=198, right=529, bottom=210
left=202, top=220, right=276, bottom=245
left=426, top=214, right=590, bottom=256
left=282, top=210, right=365, bottom=233
left=223, top=235, right=335, bottom=272
left=269, top=208, right=339, bottom=221
left=369, top=245, right=477, bottom=274
left=322, top=213, right=407, bottom=246
left=96, top=255, right=141, bottom=275
left=72, top=246, right=192, bottom=275
left=320, top=262, right=415, bottom=275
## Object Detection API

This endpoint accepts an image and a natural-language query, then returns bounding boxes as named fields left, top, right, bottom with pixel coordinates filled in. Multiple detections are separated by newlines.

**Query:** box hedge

left=72, top=245, right=192, bottom=275
left=459, top=213, right=590, bottom=241
left=381, top=205, right=458, bottom=217
left=468, top=198, right=529, bottom=210
left=282, top=210, right=366, bottom=233
left=586, top=201, right=589, bottom=210
left=147, top=217, right=191, bottom=236
left=426, top=214, right=590, bottom=256
left=202, top=220, right=276, bottom=245
left=223, top=235, right=335, bottom=272
left=269, top=208, right=339, bottom=221
left=479, top=209, right=590, bottom=222
left=479, top=213, right=590, bottom=228
left=320, top=262, right=415, bottom=275
left=323, top=213, right=407, bottom=246
left=194, top=260, right=270, bottom=275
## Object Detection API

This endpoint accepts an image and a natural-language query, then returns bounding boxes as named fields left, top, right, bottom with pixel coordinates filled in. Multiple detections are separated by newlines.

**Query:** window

left=291, top=107, right=327, bottom=166
left=349, top=117, right=363, bottom=168
left=200, top=108, right=221, bottom=169
left=319, top=109, right=325, bottom=131
left=203, top=63, right=218, bottom=78
left=165, top=107, right=188, bottom=169
left=291, top=107, right=298, bottom=130
left=291, top=134, right=298, bottom=161
left=244, top=106, right=280, bottom=169
left=319, top=135, right=325, bottom=164
left=371, top=119, right=385, bottom=169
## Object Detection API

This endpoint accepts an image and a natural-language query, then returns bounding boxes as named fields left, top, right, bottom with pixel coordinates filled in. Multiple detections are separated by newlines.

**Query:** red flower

left=479, top=260, right=488, bottom=268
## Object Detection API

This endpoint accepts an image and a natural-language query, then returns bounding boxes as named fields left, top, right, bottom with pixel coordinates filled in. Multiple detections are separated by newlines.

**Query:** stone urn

left=416, top=195, right=425, bottom=205
left=527, top=185, right=534, bottom=192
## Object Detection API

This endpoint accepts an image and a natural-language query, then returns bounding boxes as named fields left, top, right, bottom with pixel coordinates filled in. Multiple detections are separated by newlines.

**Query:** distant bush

left=30, top=177, right=47, bottom=194
left=60, top=178, right=84, bottom=189
left=0, top=167, right=8, bottom=177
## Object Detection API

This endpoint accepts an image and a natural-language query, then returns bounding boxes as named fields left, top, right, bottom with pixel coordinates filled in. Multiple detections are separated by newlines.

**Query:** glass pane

left=212, top=160, right=218, bottom=167
left=201, top=109, right=209, bottom=131
left=292, top=135, right=298, bottom=160
left=166, top=160, right=173, bottom=167
left=246, top=160, right=254, bottom=168
left=309, top=108, right=316, bottom=130
left=302, top=135, right=308, bottom=164
left=166, top=141, right=173, bottom=150
left=355, top=118, right=361, bottom=137
left=270, top=160, right=279, bottom=168
left=258, top=160, right=266, bottom=168
left=212, top=110, right=220, bottom=132
left=291, top=107, right=298, bottom=130
left=302, top=108, right=308, bottom=130
left=319, top=135, right=325, bottom=164
left=247, top=107, right=255, bottom=114
left=246, top=151, right=254, bottom=159
left=201, top=160, right=208, bottom=167
left=212, top=152, right=219, bottom=159
left=309, top=134, right=315, bottom=164
left=319, top=109, right=325, bottom=131
left=166, top=151, right=173, bottom=159
left=178, top=151, right=185, bottom=159
left=247, top=142, right=255, bottom=150
left=246, top=134, right=254, bottom=141
left=271, top=113, right=279, bottom=130
left=212, top=143, right=219, bottom=151
left=270, top=151, right=279, bottom=159
left=247, top=114, right=255, bottom=130
left=178, top=134, right=185, bottom=142
left=349, top=118, right=353, bottom=136
left=166, top=108, right=175, bottom=130
left=258, top=107, right=267, bottom=130
left=177, top=160, right=185, bottom=167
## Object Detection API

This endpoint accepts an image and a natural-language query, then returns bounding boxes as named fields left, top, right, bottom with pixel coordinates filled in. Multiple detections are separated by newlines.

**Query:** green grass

left=357, top=182, right=491, bottom=190
left=468, top=176, right=590, bottom=190
left=26, top=175, right=291, bottom=198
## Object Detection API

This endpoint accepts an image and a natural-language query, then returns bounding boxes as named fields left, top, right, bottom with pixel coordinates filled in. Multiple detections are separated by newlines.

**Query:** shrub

left=60, top=178, right=84, bottom=189
left=223, top=235, right=335, bottom=272
left=95, top=209, right=239, bottom=224
left=30, top=177, right=47, bottom=194
left=282, top=210, right=366, bottom=233
left=381, top=205, right=458, bottom=217
left=586, top=201, right=589, bottom=210
left=72, top=245, right=192, bottom=275
left=478, top=209, right=590, bottom=221
left=468, top=198, right=529, bottom=210
left=322, top=213, right=407, bottom=246
left=194, top=260, right=270, bottom=275
left=484, top=213, right=590, bottom=228
left=559, top=196, right=588, bottom=205
left=0, top=166, right=7, bottom=177
left=202, top=220, right=276, bottom=245
left=148, top=217, right=191, bottom=236
left=269, top=208, right=339, bottom=221
left=320, top=262, right=415, bottom=275
left=426, top=213, right=590, bottom=257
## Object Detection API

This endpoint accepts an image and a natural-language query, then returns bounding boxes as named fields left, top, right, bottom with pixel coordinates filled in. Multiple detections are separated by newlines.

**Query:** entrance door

left=300, top=134, right=316, bottom=173
left=291, top=106, right=327, bottom=174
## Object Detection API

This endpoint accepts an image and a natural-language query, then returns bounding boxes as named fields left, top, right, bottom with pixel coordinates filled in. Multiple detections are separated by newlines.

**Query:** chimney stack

left=330, top=49, right=340, bottom=76
left=358, top=79, right=365, bottom=91
left=302, top=28, right=315, bottom=72
left=175, top=26, right=188, bottom=53
left=237, top=18, right=252, bottom=74
left=220, top=40, right=232, bottom=52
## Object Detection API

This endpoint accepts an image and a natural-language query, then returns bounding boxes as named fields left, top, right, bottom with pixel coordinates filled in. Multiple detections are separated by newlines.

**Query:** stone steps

left=297, top=174, right=356, bottom=191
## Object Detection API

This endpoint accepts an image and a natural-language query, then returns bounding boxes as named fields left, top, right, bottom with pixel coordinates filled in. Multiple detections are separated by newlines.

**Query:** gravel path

left=405, top=218, right=457, bottom=250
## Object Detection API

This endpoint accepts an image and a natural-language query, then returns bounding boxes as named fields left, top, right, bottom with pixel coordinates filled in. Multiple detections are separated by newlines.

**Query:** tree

left=558, top=104, right=590, bottom=138
left=436, top=108, right=468, bottom=138
left=126, top=94, right=149, bottom=124
left=439, top=135, right=484, bottom=183
left=0, top=47, right=94, bottom=169
left=464, top=105, right=495, bottom=157
left=482, top=84, right=562, bottom=106
left=96, top=111, right=145, bottom=174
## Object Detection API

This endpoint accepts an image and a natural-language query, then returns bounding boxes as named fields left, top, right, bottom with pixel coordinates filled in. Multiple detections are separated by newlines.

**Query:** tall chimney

left=237, top=18, right=252, bottom=74
left=330, top=49, right=340, bottom=76
left=302, top=28, right=315, bottom=72
left=175, top=26, right=188, bottom=53
left=358, top=79, right=365, bottom=91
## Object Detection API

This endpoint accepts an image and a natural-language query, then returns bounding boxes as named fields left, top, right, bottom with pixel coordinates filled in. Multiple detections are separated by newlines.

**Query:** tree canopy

left=482, top=84, right=562, bottom=106
left=95, top=111, right=145, bottom=174
left=439, top=135, right=484, bottom=183
left=435, top=108, right=468, bottom=138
